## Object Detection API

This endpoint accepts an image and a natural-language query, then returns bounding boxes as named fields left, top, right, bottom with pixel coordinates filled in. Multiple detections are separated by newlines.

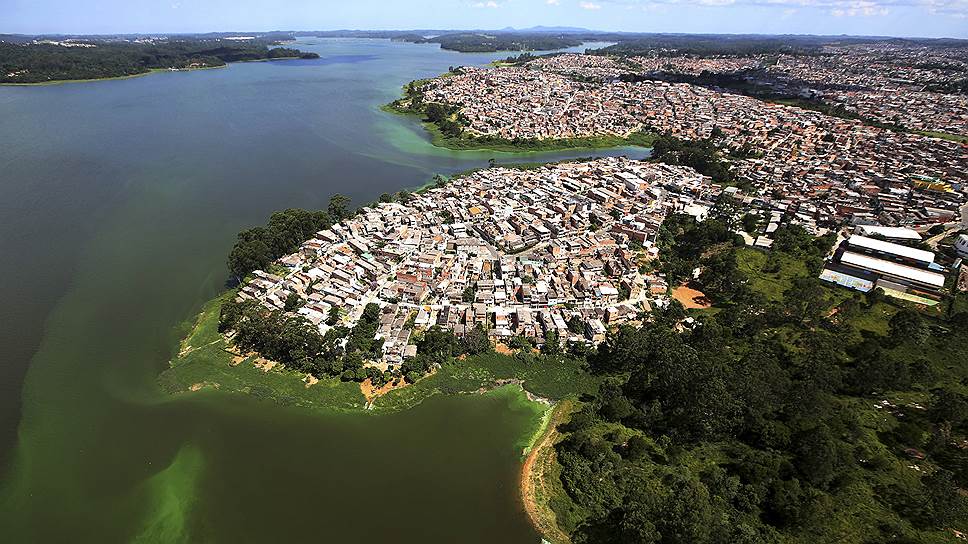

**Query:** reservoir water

left=0, top=38, right=641, bottom=542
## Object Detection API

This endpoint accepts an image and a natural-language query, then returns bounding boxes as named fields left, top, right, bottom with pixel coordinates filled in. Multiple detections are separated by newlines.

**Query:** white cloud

left=580, top=1, right=603, bottom=8
left=825, top=0, right=889, bottom=15
left=590, top=0, right=967, bottom=17
left=546, top=0, right=561, bottom=4
left=472, top=0, right=500, bottom=6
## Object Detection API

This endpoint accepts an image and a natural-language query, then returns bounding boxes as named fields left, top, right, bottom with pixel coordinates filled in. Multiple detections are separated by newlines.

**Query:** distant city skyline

left=4, top=0, right=967, bottom=39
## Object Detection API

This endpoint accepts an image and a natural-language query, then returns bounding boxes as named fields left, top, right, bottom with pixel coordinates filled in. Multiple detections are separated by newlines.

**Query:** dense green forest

left=421, top=33, right=584, bottom=52
left=548, top=213, right=968, bottom=543
left=225, top=196, right=357, bottom=280
left=0, top=39, right=319, bottom=83
left=649, top=134, right=739, bottom=187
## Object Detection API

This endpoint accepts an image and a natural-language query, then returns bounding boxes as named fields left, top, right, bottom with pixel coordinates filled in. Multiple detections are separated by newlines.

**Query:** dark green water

left=0, top=38, right=640, bottom=542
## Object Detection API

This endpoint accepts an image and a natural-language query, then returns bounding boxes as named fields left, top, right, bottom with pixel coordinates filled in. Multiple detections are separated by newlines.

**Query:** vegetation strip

left=521, top=399, right=576, bottom=544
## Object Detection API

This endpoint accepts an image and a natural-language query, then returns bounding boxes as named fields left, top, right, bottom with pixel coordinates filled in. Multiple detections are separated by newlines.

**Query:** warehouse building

left=820, top=234, right=947, bottom=303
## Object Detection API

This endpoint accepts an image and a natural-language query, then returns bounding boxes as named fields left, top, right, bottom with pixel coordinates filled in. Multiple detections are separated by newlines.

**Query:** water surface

left=0, top=38, right=642, bottom=542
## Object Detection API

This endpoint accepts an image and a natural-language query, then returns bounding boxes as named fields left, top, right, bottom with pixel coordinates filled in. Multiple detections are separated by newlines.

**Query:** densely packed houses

left=531, top=44, right=968, bottom=135
left=237, top=158, right=719, bottom=364
left=419, top=58, right=966, bottom=227
left=765, top=45, right=968, bottom=135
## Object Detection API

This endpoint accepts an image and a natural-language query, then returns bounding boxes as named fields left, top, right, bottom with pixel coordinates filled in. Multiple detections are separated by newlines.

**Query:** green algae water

left=0, top=38, right=636, bottom=542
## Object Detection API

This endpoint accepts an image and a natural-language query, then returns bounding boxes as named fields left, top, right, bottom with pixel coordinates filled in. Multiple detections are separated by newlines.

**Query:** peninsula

left=163, top=37, right=968, bottom=544
left=162, top=151, right=968, bottom=543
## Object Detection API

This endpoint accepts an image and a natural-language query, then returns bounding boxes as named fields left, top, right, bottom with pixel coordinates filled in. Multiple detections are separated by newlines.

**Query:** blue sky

left=5, top=0, right=967, bottom=38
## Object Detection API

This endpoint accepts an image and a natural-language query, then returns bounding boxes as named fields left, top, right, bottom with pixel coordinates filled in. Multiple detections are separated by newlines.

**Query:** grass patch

left=735, top=247, right=808, bottom=301
left=373, top=354, right=600, bottom=413
left=159, top=292, right=366, bottom=412
left=913, top=130, right=968, bottom=144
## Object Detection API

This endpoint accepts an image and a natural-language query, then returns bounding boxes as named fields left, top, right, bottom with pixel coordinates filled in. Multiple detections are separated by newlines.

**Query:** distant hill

left=501, top=26, right=593, bottom=34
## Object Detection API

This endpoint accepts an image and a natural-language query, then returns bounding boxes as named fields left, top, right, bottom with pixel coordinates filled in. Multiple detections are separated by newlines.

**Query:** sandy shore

left=361, top=376, right=410, bottom=404
left=520, top=400, right=575, bottom=544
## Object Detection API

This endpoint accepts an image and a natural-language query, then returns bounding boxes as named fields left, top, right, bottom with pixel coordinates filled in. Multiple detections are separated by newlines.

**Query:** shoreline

left=520, top=399, right=576, bottom=544
left=0, top=55, right=313, bottom=87
left=382, top=100, right=657, bottom=153
left=0, top=65, right=228, bottom=86
left=161, top=292, right=598, bottom=416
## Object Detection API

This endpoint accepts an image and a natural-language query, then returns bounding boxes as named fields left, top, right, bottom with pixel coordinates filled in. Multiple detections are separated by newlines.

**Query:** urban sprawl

left=236, top=44, right=968, bottom=369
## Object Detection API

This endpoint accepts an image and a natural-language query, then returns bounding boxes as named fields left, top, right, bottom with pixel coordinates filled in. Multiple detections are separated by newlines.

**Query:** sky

left=4, top=0, right=967, bottom=39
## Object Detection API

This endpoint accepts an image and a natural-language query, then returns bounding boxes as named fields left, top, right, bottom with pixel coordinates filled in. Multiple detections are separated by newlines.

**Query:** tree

left=227, top=228, right=272, bottom=279
left=865, top=287, right=886, bottom=307
left=342, top=351, right=364, bottom=375
left=326, top=306, right=342, bottom=326
left=792, top=424, right=846, bottom=489
left=741, top=213, right=761, bottom=234
left=921, top=469, right=967, bottom=527
left=589, top=325, right=650, bottom=374
left=508, top=335, right=534, bottom=351
left=699, top=252, right=743, bottom=303
left=567, top=340, right=589, bottom=358
left=848, top=348, right=910, bottom=395
left=417, top=326, right=457, bottom=364
left=542, top=329, right=562, bottom=356
left=767, top=478, right=805, bottom=527
left=328, top=194, right=351, bottom=222
left=888, top=309, right=928, bottom=346
left=315, top=356, right=343, bottom=377
left=783, top=277, right=828, bottom=323
left=424, top=102, right=450, bottom=123
left=284, top=292, right=303, bottom=312
left=567, top=315, right=584, bottom=334
left=461, top=323, right=492, bottom=355
left=226, top=208, right=333, bottom=279
left=930, top=388, right=968, bottom=428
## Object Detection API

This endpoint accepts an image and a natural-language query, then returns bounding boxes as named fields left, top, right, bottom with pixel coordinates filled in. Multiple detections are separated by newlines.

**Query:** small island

left=0, top=37, right=319, bottom=85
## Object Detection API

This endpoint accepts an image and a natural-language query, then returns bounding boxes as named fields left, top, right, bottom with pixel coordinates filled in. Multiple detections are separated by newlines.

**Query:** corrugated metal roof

left=856, top=225, right=922, bottom=241
left=847, top=235, right=935, bottom=264
left=840, top=252, right=945, bottom=288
